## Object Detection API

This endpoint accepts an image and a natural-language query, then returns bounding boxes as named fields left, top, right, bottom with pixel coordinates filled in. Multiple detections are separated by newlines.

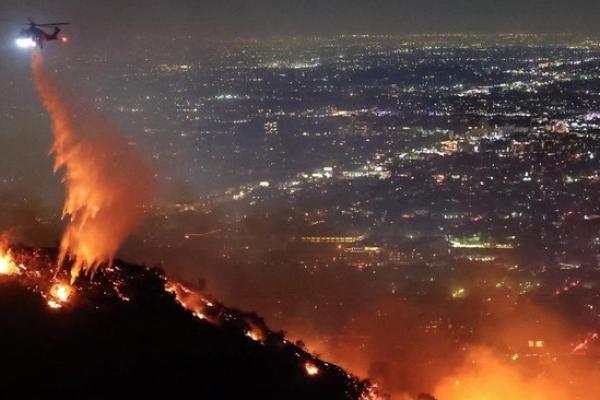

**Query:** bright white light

left=16, top=37, right=36, bottom=49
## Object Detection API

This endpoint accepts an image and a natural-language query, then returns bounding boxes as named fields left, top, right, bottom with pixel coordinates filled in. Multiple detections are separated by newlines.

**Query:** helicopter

left=15, top=18, right=70, bottom=49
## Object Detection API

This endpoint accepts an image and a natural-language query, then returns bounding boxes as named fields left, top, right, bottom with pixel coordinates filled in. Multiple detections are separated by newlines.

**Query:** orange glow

left=571, top=332, right=599, bottom=354
left=245, top=324, right=267, bottom=342
left=359, top=384, right=382, bottom=400
left=245, top=320, right=267, bottom=343
left=47, top=300, right=62, bottom=309
left=32, top=51, right=154, bottom=283
left=434, top=348, right=570, bottom=400
left=304, top=362, right=319, bottom=376
left=246, top=330, right=261, bottom=341
left=0, top=249, right=18, bottom=276
left=47, top=282, right=73, bottom=309
left=194, top=312, right=206, bottom=320
left=166, top=281, right=214, bottom=323
left=50, top=282, right=72, bottom=303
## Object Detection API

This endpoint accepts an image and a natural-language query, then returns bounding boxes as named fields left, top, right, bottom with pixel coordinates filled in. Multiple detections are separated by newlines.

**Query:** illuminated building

left=301, top=235, right=366, bottom=244
left=264, top=121, right=279, bottom=135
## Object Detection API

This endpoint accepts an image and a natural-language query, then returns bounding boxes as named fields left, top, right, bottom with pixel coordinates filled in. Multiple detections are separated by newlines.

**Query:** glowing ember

left=305, top=362, right=319, bottom=376
left=359, top=384, right=382, bottom=400
left=47, top=282, right=73, bottom=308
left=166, top=281, right=215, bottom=323
left=245, top=321, right=266, bottom=343
left=47, top=300, right=62, bottom=309
left=0, top=250, right=18, bottom=275
left=51, top=283, right=72, bottom=302
left=194, top=312, right=206, bottom=320
left=246, top=330, right=260, bottom=341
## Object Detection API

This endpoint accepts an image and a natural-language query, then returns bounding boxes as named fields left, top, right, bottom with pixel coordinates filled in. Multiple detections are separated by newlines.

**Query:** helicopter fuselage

left=18, top=25, right=61, bottom=48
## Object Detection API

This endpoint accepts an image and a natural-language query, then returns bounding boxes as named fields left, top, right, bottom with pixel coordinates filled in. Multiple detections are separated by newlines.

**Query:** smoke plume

left=32, top=51, right=154, bottom=282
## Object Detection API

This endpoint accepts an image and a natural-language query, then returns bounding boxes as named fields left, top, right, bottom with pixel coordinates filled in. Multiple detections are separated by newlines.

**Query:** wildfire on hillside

left=0, top=246, right=73, bottom=309
left=0, top=244, right=379, bottom=398
left=165, top=281, right=216, bottom=322
left=164, top=278, right=381, bottom=396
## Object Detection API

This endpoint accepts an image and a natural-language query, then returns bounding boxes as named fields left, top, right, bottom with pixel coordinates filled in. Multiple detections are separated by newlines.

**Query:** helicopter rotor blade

left=35, top=22, right=70, bottom=27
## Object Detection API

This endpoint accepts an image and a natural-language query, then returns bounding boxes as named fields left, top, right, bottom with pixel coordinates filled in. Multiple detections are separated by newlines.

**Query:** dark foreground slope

left=0, top=251, right=370, bottom=399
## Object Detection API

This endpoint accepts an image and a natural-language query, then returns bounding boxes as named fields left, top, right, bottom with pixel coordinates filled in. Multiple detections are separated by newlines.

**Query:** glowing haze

left=32, top=51, right=154, bottom=282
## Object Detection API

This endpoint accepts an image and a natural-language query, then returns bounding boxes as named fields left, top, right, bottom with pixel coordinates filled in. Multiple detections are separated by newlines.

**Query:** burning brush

left=0, top=245, right=379, bottom=399
left=0, top=246, right=73, bottom=309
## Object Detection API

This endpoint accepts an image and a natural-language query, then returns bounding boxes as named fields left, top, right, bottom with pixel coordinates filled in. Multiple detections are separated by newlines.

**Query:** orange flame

left=246, top=329, right=263, bottom=342
left=304, top=362, right=319, bottom=376
left=50, top=282, right=72, bottom=303
left=0, top=248, right=18, bottom=276
left=47, top=281, right=73, bottom=309
left=32, top=51, right=154, bottom=282
left=166, top=281, right=215, bottom=323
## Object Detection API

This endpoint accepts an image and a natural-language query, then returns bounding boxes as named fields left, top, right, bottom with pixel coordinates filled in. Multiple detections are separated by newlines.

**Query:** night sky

left=0, top=0, right=598, bottom=207
left=1, top=0, right=600, bottom=38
